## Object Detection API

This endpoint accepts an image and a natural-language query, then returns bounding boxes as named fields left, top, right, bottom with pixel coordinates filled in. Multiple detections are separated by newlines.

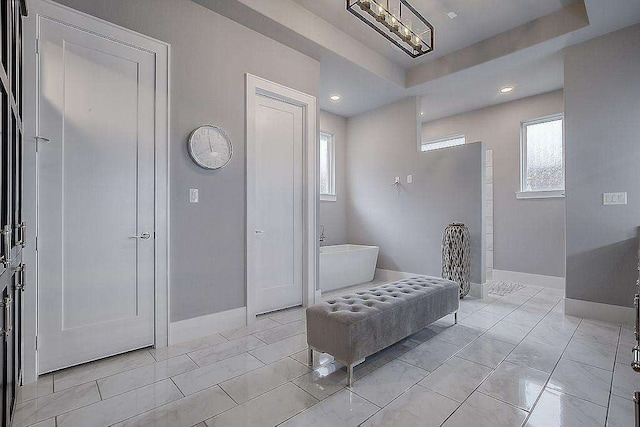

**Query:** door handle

left=130, top=232, right=151, bottom=240
left=1, top=225, right=11, bottom=267
left=35, top=136, right=50, bottom=143
left=254, top=230, right=264, bottom=234
left=20, top=222, right=26, bottom=248
left=15, top=221, right=26, bottom=248
left=14, top=264, right=25, bottom=291
left=1, top=296, right=11, bottom=337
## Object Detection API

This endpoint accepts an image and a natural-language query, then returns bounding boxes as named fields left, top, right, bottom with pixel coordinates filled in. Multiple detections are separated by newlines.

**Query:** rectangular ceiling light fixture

left=346, top=0, right=434, bottom=58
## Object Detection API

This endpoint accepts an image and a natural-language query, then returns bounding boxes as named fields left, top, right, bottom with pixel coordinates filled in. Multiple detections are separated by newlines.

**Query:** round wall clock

left=188, top=125, right=233, bottom=170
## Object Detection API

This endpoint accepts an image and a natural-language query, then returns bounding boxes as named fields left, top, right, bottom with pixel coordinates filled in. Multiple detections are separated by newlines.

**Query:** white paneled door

left=37, top=18, right=156, bottom=373
left=251, top=95, right=303, bottom=314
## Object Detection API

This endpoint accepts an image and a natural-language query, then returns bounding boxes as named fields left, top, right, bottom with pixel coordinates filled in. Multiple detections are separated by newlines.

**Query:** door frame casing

left=245, top=74, right=317, bottom=323
left=22, top=0, right=170, bottom=382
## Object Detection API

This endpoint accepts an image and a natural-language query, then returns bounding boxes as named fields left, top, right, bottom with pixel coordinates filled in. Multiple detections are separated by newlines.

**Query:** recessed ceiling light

left=420, top=111, right=425, bottom=116
left=500, top=86, right=514, bottom=94
left=330, top=94, right=341, bottom=102
left=447, top=11, right=457, bottom=19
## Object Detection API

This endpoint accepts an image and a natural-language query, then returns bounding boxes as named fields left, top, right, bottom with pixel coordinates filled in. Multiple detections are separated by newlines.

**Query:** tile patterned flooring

left=12, top=282, right=638, bottom=427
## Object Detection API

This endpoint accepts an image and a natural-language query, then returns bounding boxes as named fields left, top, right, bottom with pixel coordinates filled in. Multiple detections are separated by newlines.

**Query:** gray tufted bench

left=306, top=276, right=460, bottom=386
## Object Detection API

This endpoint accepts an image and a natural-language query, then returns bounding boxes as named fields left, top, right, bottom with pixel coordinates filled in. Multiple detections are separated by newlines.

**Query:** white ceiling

left=311, top=0, right=640, bottom=120
left=292, top=0, right=572, bottom=68
left=418, top=51, right=565, bottom=122
left=320, top=47, right=566, bottom=119
left=202, top=0, right=640, bottom=122
left=319, top=52, right=407, bottom=117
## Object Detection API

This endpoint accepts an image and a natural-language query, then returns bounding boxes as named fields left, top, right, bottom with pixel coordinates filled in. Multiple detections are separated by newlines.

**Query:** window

left=518, top=114, right=564, bottom=199
left=421, top=134, right=466, bottom=152
left=319, top=131, right=336, bottom=201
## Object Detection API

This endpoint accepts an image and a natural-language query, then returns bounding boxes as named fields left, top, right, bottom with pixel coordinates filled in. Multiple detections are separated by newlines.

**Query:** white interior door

left=37, top=18, right=156, bottom=373
left=252, top=95, right=303, bottom=314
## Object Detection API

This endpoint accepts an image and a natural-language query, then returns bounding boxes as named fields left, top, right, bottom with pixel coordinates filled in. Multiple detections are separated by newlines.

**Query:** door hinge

left=35, top=335, right=38, bottom=350
left=35, top=236, right=38, bottom=251
left=35, top=38, right=39, bottom=54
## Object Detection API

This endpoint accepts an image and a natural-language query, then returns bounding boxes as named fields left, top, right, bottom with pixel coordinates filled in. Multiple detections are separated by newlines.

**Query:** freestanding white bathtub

left=320, top=245, right=379, bottom=292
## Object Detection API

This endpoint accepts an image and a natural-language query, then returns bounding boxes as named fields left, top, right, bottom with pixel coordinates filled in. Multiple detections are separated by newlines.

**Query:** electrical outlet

left=407, top=175, right=413, bottom=184
left=189, top=188, right=199, bottom=203
left=603, top=192, right=627, bottom=205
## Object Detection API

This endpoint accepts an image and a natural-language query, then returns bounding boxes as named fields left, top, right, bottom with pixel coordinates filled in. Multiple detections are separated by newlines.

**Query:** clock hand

left=208, top=134, right=213, bottom=152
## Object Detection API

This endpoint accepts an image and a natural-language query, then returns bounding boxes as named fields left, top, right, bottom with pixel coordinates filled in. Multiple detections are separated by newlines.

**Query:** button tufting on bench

left=305, top=275, right=460, bottom=381
left=311, top=276, right=459, bottom=320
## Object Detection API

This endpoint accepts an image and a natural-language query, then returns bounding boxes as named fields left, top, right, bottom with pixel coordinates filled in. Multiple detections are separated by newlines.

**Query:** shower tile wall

left=486, top=149, right=494, bottom=281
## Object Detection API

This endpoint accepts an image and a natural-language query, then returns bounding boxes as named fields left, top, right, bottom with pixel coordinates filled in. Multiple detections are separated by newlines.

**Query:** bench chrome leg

left=347, top=364, right=354, bottom=387
left=454, top=311, right=458, bottom=324
left=308, top=348, right=314, bottom=367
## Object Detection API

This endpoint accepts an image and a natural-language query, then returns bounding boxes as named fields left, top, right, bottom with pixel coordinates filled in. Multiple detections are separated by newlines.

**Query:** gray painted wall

left=565, top=24, right=640, bottom=308
left=423, top=91, right=566, bottom=278
left=319, top=111, right=347, bottom=246
left=56, top=0, right=320, bottom=322
left=346, top=98, right=485, bottom=284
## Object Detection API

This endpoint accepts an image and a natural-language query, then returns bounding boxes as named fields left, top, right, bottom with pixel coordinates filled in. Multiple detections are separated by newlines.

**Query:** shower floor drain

left=488, top=280, right=525, bottom=296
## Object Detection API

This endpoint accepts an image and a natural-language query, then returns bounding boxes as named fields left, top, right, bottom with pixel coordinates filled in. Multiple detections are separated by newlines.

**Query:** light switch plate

left=407, top=175, right=413, bottom=184
left=603, top=192, right=627, bottom=205
left=189, top=188, right=199, bottom=203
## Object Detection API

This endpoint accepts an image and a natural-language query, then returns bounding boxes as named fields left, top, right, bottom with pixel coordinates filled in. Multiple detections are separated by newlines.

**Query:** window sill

left=321, top=194, right=337, bottom=202
left=516, top=190, right=565, bottom=200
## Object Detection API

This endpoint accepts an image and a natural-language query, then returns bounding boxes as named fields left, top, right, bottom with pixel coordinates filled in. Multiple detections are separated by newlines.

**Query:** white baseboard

left=169, top=307, right=247, bottom=345
left=492, top=269, right=565, bottom=290
left=470, top=282, right=488, bottom=299
left=565, top=298, right=633, bottom=327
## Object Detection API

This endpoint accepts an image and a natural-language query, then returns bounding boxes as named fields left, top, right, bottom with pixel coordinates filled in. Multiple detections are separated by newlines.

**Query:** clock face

left=188, top=125, right=233, bottom=170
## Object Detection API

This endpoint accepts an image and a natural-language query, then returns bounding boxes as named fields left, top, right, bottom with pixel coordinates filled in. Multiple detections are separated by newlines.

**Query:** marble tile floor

left=12, top=282, right=638, bottom=427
